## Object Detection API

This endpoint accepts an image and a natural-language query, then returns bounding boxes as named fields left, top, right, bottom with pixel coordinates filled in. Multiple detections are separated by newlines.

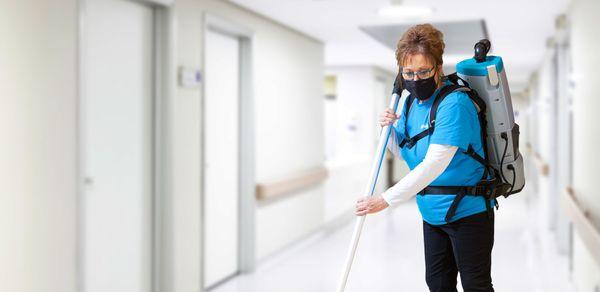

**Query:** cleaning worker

left=355, top=24, right=496, bottom=291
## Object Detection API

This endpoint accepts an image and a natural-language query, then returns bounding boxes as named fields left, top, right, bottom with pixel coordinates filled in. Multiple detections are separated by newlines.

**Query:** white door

left=204, top=29, right=241, bottom=288
left=81, top=0, right=154, bottom=292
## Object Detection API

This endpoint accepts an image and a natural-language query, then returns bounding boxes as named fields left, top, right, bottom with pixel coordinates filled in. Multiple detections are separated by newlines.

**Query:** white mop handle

left=336, top=92, right=402, bottom=292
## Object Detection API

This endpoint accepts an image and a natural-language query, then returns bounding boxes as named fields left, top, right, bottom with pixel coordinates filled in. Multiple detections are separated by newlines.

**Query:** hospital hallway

left=3, top=0, right=600, bottom=292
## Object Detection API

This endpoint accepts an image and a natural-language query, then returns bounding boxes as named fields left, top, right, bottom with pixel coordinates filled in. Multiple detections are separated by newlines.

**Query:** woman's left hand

left=355, top=195, right=389, bottom=216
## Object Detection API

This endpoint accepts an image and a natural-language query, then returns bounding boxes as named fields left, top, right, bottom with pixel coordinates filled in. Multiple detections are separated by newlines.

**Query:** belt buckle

left=473, top=185, right=490, bottom=196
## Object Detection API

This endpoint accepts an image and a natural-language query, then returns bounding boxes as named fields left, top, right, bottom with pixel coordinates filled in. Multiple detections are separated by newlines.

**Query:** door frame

left=200, top=13, right=256, bottom=289
left=76, top=1, right=175, bottom=292
left=554, top=16, right=574, bottom=260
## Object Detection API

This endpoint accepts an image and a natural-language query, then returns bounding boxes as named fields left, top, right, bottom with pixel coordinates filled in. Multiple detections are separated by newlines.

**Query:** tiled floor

left=211, top=191, right=575, bottom=292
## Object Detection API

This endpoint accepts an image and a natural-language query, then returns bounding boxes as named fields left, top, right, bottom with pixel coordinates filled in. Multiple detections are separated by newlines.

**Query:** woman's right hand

left=379, top=108, right=399, bottom=127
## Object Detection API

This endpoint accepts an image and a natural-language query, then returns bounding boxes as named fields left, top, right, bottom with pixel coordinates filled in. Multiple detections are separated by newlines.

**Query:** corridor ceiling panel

left=360, top=20, right=489, bottom=56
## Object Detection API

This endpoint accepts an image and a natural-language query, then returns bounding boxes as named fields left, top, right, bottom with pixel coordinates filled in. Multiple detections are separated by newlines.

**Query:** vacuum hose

left=336, top=73, right=403, bottom=292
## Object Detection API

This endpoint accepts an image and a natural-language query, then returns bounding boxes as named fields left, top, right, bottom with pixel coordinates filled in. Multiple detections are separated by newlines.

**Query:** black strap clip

left=467, top=184, right=493, bottom=197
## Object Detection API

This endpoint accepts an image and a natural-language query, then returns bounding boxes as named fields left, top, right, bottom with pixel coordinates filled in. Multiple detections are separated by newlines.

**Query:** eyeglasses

left=401, top=67, right=435, bottom=80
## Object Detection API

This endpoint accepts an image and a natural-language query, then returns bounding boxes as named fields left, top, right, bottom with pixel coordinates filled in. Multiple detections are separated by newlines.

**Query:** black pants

left=423, top=211, right=494, bottom=292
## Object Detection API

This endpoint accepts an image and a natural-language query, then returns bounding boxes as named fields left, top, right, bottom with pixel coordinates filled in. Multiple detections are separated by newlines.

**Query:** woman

left=354, top=24, right=495, bottom=292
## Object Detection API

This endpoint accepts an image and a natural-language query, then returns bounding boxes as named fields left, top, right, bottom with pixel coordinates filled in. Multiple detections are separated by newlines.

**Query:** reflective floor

left=212, top=190, right=575, bottom=292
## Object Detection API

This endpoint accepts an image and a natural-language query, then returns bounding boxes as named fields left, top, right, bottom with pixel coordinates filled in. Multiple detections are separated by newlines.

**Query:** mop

left=336, top=76, right=403, bottom=292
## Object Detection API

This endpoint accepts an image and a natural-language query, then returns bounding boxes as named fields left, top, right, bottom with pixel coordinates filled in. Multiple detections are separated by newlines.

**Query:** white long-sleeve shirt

left=381, top=125, right=458, bottom=207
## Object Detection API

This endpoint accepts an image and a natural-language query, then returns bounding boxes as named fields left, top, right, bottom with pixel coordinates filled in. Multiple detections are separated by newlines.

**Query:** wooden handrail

left=561, top=187, right=600, bottom=265
left=525, top=143, right=549, bottom=177
left=256, top=166, right=328, bottom=202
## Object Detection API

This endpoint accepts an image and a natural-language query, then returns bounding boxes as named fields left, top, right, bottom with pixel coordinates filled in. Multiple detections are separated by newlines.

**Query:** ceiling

left=229, top=0, right=570, bottom=93
left=360, top=19, right=488, bottom=55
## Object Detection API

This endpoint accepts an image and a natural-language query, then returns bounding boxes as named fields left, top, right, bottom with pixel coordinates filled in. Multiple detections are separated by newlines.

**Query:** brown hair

left=395, top=24, right=445, bottom=68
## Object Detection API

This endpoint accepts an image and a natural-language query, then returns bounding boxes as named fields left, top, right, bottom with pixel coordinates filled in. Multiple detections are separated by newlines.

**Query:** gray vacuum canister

left=457, top=56, right=525, bottom=194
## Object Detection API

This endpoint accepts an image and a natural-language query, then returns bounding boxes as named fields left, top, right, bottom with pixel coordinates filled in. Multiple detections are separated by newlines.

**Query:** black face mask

left=403, top=75, right=438, bottom=101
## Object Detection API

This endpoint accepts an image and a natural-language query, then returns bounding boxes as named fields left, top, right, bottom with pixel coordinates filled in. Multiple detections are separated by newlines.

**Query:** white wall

left=172, top=2, right=325, bottom=287
left=323, top=66, right=406, bottom=223
left=0, top=1, right=78, bottom=292
left=569, top=0, right=600, bottom=231
left=325, top=67, right=378, bottom=161
left=529, top=0, right=600, bottom=289
left=251, top=12, right=325, bottom=260
left=568, top=0, right=600, bottom=289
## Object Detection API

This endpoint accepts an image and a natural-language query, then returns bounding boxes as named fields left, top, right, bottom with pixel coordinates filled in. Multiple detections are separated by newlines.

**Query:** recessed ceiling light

left=378, top=5, right=433, bottom=18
